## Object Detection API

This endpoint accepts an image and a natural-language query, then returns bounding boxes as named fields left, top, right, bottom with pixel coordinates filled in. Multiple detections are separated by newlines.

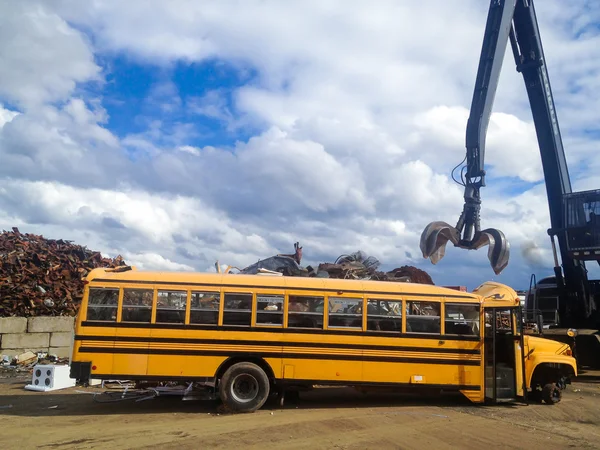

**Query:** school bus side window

left=405, top=301, right=440, bottom=333
left=86, top=288, right=119, bottom=321
left=288, top=295, right=324, bottom=329
left=223, top=293, right=252, bottom=326
left=190, top=291, right=219, bottom=325
left=367, top=299, right=402, bottom=332
left=328, top=297, right=362, bottom=328
left=156, top=290, right=187, bottom=324
left=445, top=304, right=479, bottom=336
left=121, top=288, right=153, bottom=322
left=256, top=294, right=284, bottom=326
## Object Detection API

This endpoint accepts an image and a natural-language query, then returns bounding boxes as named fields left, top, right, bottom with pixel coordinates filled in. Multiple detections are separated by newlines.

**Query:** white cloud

left=0, top=1, right=101, bottom=109
left=0, top=99, right=123, bottom=188
left=188, top=89, right=233, bottom=123
left=124, top=252, right=195, bottom=272
left=178, top=145, right=201, bottom=156
left=1, top=1, right=600, bottom=290
left=407, top=106, right=543, bottom=183
left=0, top=179, right=279, bottom=271
left=0, top=105, right=19, bottom=129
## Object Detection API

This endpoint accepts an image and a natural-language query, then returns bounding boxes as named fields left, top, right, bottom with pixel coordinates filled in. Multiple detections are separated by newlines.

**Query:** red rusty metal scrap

left=307, top=250, right=434, bottom=285
left=314, top=262, right=435, bottom=285
left=387, top=266, right=435, bottom=285
left=0, top=228, right=126, bottom=318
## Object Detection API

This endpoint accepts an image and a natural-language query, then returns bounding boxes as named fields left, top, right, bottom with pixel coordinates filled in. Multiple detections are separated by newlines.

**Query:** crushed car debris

left=227, top=244, right=435, bottom=285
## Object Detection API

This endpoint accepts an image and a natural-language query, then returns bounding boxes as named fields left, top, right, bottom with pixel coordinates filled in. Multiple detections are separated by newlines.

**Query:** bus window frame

left=286, top=292, right=326, bottom=330
left=365, top=297, right=403, bottom=333
left=255, top=291, right=285, bottom=328
left=155, top=289, right=188, bottom=325
left=120, top=286, right=155, bottom=324
left=325, top=294, right=365, bottom=330
left=189, top=290, right=221, bottom=326
left=443, top=302, right=481, bottom=337
left=222, top=291, right=253, bottom=327
left=405, top=299, right=442, bottom=335
left=85, top=286, right=121, bottom=322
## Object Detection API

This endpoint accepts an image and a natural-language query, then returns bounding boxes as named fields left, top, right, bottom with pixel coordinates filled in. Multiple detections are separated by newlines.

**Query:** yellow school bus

left=69, top=266, right=577, bottom=412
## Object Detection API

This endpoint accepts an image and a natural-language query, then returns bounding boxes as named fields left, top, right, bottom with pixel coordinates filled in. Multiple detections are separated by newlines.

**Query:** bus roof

left=85, top=267, right=494, bottom=302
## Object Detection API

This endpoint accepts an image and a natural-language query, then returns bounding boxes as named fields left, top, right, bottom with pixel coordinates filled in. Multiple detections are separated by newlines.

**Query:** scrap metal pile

left=236, top=243, right=435, bottom=285
left=1, top=230, right=434, bottom=318
left=0, top=228, right=126, bottom=317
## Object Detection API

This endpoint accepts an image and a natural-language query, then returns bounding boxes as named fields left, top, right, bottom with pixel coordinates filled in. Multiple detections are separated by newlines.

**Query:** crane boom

left=464, top=0, right=515, bottom=184
left=420, top=0, right=599, bottom=334
left=420, top=0, right=573, bottom=273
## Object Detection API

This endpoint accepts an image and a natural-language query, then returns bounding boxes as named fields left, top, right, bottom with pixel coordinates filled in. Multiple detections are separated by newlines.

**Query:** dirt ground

left=1, top=371, right=599, bottom=450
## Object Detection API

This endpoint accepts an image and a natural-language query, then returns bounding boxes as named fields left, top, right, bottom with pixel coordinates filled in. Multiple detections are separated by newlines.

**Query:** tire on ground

left=541, top=383, right=561, bottom=405
left=219, top=362, right=270, bottom=412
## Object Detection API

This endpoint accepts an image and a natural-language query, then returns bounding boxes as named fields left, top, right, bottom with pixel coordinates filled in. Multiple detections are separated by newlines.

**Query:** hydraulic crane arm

left=421, top=0, right=572, bottom=276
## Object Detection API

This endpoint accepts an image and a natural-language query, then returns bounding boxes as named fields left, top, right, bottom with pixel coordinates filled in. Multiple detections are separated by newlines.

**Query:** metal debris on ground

left=0, top=352, right=70, bottom=379
left=91, top=381, right=217, bottom=403
left=15, top=351, right=37, bottom=365
left=0, top=227, right=126, bottom=317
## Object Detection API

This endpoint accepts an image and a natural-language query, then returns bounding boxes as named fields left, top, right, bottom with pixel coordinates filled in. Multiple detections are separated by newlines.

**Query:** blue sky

left=98, top=57, right=257, bottom=148
left=1, top=0, right=599, bottom=292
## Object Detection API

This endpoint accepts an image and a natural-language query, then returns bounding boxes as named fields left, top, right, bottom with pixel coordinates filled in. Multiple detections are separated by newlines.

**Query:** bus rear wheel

left=219, top=362, right=270, bottom=413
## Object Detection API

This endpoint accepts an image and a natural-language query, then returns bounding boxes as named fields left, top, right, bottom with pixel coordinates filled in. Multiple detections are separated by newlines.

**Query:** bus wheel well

left=215, top=356, right=276, bottom=386
left=530, top=363, right=575, bottom=391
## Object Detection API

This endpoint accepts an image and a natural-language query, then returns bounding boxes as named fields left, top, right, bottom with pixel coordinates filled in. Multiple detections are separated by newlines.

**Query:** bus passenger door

left=484, top=308, right=518, bottom=403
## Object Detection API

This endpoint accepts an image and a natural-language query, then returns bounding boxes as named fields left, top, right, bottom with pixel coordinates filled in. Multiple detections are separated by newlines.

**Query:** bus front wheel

left=219, top=362, right=270, bottom=413
left=541, top=383, right=562, bottom=405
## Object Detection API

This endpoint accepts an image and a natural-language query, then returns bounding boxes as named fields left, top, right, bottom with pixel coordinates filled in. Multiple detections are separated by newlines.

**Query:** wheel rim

left=230, top=374, right=259, bottom=403
left=552, top=388, right=560, bottom=401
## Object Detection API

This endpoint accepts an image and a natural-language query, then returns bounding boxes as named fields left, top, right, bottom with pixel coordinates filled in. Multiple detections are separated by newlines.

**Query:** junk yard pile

left=0, top=228, right=125, bottom=317
left=1, top=231, right=435, bottom=319
left=228, top=242, right=435, bottom=284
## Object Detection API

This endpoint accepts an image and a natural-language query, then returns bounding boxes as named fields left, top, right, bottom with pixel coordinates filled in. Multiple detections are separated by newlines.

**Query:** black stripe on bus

left=80, top=321, right=481, bottom=342
left=90, top=278, right=476, bottom=299
left=85, top=373, right=480, bottom=391
left=280, top=379, right=482, bottom=391
left=77, top=346, right=481, bottom=366
left=74, top=335, right=481, bottom=355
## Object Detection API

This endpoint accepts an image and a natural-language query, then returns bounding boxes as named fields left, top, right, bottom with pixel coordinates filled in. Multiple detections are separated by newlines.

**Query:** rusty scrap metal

left=277, top=242, right=303, bottom=265
left=1, top=229, right=436, bottom=319
left=238, top=243, right=435, bottom=285
left=0, top=228, right=126, bottom=317
left=313, top=262, right=434, bottom=284
left=385, top=266, right=435, bottom=285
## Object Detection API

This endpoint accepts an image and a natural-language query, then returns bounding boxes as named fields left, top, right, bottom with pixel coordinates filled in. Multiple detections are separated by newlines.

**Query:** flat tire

left=541, top=383, right=561, bottom=404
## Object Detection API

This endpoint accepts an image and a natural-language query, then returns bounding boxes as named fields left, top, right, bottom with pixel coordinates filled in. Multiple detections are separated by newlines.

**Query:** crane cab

left=563, top=189, right=600, bottom=260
